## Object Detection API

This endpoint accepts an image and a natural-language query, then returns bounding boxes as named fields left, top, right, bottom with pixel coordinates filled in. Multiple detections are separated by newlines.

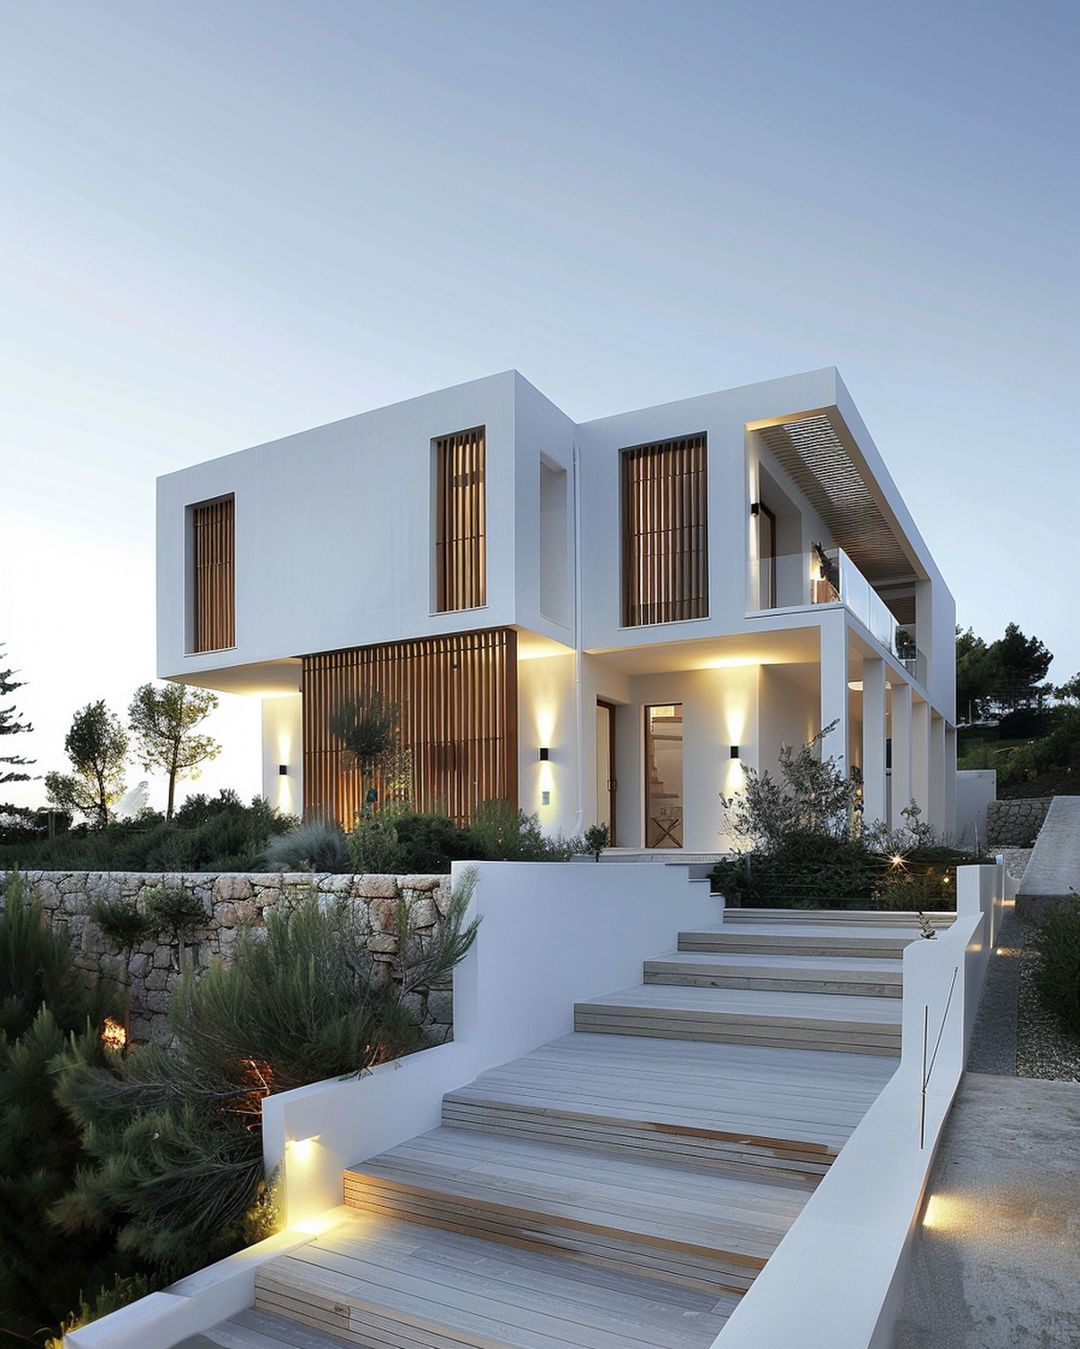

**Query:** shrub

left=720, top=722, right=856, bottom=850
left=1028, top=901, right=1080, bottom=1037
left=581, top=823, right=610, bottom=862
left=392, top=811, right=476, bottom=872
left=260, top=817, right=349, bottom=873
left=347, top=814, right=404, bottom=873
left=143, top=885, right=207, bottom=970
left=468, top=799, right=577, bottom=861
left=52, top=880, right=479, bottom=1271
left=0, top=790, right=295, bottom=872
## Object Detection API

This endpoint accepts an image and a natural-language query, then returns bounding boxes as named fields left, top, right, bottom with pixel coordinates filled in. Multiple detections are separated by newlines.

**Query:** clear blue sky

left=2, top=0, right=1077, bottom=810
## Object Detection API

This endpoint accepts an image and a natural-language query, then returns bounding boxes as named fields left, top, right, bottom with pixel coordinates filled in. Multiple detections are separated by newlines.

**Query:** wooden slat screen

left=621, top=434, right=708, bottom=627
left=303, top=627, right=517, bottom=827
left=435, top=426, right=486, bottom=612
left=192, top=495, right=235, bottom=652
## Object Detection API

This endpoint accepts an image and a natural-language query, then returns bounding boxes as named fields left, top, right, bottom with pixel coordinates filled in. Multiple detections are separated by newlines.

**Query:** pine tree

left=0, top=647, right=34, bottom=785
left=45, top=701, right=128, bottom=828
left=0, top=876, right=132, bottom=1345
left=128, top=683, right=221, bottom=820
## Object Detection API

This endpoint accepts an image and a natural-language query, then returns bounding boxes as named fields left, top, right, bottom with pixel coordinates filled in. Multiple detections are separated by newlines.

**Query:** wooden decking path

left=184, top=907, right=915, bottom=1348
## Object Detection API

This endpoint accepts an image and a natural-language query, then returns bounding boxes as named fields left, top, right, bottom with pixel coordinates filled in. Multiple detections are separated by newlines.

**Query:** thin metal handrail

left=919, top=964, right=959, bottom=1148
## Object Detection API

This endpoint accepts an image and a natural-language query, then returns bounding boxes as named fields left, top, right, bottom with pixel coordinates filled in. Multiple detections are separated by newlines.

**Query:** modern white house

left=157, top=366, right=957, bottom=850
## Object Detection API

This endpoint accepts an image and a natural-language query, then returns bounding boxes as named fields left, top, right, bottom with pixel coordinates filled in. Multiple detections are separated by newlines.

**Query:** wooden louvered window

left=621, top=434, right=708, bottom=626
left=302, top=628, right=517, bottom=827
left=191, top=495, right=235, bottom=652
left=434, top=426, right=486, bottom=612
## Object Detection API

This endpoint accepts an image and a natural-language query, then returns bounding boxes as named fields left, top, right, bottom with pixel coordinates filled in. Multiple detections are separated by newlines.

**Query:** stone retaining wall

left=985, top=798, right=1052, bottom=847
left=13, top=870, right=453, bottom=1045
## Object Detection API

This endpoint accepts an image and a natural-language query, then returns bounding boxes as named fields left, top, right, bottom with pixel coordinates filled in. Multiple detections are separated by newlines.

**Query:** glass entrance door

left=596, top=700, right=617, bottom=845
left=645, top=704, right=683, bottom=848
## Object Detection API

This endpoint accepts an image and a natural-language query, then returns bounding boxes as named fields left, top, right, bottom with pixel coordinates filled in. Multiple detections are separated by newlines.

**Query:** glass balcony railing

left=748, top=545, right=928, bottom=686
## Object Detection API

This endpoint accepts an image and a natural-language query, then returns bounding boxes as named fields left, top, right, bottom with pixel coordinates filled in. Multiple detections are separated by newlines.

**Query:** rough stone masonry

left=12, top=870, right=454, bottom=1046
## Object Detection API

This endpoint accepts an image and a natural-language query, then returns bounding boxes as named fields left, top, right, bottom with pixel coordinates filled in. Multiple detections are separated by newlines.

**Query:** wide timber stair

left=187, top=907, right=913, bottom=1349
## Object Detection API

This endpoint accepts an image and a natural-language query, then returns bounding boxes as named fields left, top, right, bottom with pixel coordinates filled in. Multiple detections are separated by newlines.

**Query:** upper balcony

left=748, top=544, right=928, bottom=687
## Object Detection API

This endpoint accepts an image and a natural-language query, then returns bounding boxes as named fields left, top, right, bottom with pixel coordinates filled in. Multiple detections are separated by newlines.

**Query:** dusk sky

left=2, top=0, right=1076, bottom=811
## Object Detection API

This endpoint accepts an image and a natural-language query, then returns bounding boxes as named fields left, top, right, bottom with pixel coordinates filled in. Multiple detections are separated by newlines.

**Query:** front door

left=645, top=703, right=683, bottom=848
left=596, top=700, right=617, bottom=845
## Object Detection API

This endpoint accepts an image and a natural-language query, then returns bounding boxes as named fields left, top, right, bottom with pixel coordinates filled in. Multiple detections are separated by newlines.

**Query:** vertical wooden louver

left=303, top=628, right=517, bottom=827
left=435, top=426, right=486, bottom=612
left=621, top=434, right=708, bottom=627
left=191, top=495, right=235, bottom=652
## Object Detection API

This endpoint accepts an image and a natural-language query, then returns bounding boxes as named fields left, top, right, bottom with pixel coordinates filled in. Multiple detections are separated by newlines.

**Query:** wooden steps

left=678, top=923, right=917, bottom=959
left=723, top=908, right=955, bottom=929
left=342, top=1127, right=810, bottom=1297
left=442, top=1033, right=894, bottom=1181
left=198, top=905, right=905, bottom=1348
left=253, top=1209, right=738, bottom=1348
left=575, top=984, right=903, bottom=1055
left=644, top=949, right=903, bottom=997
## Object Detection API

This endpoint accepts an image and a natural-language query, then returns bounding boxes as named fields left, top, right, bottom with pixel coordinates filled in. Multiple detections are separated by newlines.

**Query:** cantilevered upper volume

left=156, top=367, right=957, bottom=850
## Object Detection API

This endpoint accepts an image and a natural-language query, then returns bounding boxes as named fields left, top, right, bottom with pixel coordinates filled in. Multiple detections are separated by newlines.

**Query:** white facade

left=157, top=367, right=957, bottom=850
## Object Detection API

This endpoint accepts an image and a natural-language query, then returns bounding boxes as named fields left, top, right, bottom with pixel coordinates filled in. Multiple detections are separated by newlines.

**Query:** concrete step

left=644, top=950, right=902, bottom=998
left=574, top=984, right=903, bottom=1056
left=343, top=1127, right=811, bottom=1298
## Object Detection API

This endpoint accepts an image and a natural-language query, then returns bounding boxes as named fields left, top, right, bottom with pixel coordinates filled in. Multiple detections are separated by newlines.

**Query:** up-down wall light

left=538, top=747, right=550, bottom=761
left=729, top=746, right=740, bottom=759
left=278, top=764, right=288, bottom=776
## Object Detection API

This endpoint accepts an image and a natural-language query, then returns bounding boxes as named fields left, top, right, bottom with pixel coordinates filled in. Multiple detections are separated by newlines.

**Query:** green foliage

left=956, top=622, right=1053, bottom=722
left=329, top=691, right=401, bottom=815
left=88, top=896, right=154, bottom=958
left=347, top=813, right=405, bottom=873
left=128, top=683, right=221, bottom=819
left=997, top=705, right=1080, bottom=794
left=143, top=885, right=206, bottom=970
left=45, top=700, right=129, bottom=828
left=0, top=876, right=131, bottom=1345
left=468, top=799, right=577, bottom=861
left=0, top=646, right=34, bottom=786
left=260, top=817, right=350, bottom=873
left=1027, top=901, right=1080, bottom=1038
left=45, top=1273, right=158, bottom=1349
left=392, top=865, right=480, bottom=999
left=0, top=790, right=294, bottom=873
left=391, top=811, right=476, bottom=872
left=721, top=722, right=856, bottom=850
left=52, top=881, right=477, bottom=1274
left=581, top=823, right=610, bottom=862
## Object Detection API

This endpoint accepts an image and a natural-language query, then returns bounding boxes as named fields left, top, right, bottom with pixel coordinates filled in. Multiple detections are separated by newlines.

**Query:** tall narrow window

left=621, top=434, right=708, bottom=626
left=191, top=495, right=235, bottom=652
left=434, top=426, right=486, bottom=612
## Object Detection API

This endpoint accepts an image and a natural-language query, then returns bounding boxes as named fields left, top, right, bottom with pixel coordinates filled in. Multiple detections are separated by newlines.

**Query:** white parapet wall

left=68, top=859, right=720, bottom=1348
left=713, top=859, right=1014, bottom=1349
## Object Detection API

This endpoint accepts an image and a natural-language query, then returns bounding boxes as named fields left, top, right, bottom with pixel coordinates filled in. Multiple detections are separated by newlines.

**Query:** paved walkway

left=1018, top=796, right=1080, bottom=909
left=895, top=1073, right=1080, bottom=1347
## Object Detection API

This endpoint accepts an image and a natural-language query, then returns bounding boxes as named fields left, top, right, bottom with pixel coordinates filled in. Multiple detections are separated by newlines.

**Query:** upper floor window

left=190, top=494, right=235, bottom=652
left=434, top=426, right=486, bottom=612
left=621, top=434, right=708, bottom=626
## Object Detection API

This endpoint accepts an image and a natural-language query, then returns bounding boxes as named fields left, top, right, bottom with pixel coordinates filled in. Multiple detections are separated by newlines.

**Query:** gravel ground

left=1017, top=925, right=1080, bottom=1083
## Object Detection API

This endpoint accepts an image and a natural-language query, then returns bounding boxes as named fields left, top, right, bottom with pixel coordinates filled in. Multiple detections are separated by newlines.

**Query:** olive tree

left=128, top=683, right=221, bottom=819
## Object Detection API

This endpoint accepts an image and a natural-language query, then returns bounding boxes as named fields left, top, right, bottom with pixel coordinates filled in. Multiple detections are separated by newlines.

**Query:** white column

left=819, top=611, right=850, bottom=774
left=890, top=682, right=913, bottom=829
left=911, top=699, right=931, bottom=822
left=944, top=724, right=957, bottom=841
left=930, top=714, right=946, bottom=833
left=861, top=657, right=887, bottom=828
